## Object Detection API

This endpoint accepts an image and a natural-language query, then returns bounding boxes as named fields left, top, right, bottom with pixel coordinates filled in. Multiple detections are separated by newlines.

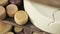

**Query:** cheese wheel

left=5, top=32, right=14, bottom=34
left=0, top=6, right=6, bottom=20
left=6, top=4, right=18, bottom=17
left=0, top=0, right=8, bottom=6
left=0, top=21, right=12, bottom=34
left=14, top=26, right=23, bottom=33
left=14, top=10, right=28, bottom=25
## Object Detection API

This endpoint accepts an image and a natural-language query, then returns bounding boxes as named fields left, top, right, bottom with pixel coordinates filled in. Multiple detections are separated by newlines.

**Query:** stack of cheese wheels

left=0, top=0, right=8, bottom=6
left=6, top=4, right=18, bottom=17
left=0, top=6, right=6, bottom=20
left=14, top=10, right=28, bottom=25
left=0, top=21, right=12, bottom=34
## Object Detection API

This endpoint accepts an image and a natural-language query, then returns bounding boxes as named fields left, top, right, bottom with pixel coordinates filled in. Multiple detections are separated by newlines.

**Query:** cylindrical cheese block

left=0, top=0, right=8, bottom=6
left=14, top=10, right=28, bottom=25
left=5, top=32, right=14, bottom=34
left=0, top=6, right=6, bottom=20
left=14, top=26, right=23, bottom=33
left=0, top=21, right=12, bottom=34
left=6, top=4, right=18, bottom=17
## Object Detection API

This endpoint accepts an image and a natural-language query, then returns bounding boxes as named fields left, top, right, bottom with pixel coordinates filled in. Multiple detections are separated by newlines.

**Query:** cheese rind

left=5, top=32, right=14, bottom=34
left=14, top=26, right=23, bottom=33
left=6, top=4, right=18, bottom=17
left=0, top=21, right=12, bottom=34
left=0, top=0, right=8, bottom=6
left=14, top=10, right=28, bottom=25
left=0, top=6, right=6, bottom=20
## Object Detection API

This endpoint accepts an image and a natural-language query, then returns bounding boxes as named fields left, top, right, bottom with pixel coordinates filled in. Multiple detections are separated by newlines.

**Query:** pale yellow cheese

left=6, top=4, right=18, bottom=17
left=14, top=26, right=23, bottom=33
left=0, top=21, right=12, bottom=34
left=14, top=10, right=28, bottom=25
left=0, top=0, right=8, bottom=6
left=5, top=32, right=14, bottom=34
left=0, top=6, right=6, bottom=20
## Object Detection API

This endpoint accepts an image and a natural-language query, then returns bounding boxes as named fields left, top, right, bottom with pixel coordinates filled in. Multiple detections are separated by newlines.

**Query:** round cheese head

left=0, top=21, right=12, bottom=34
left=0, top=6, right=6, bottom=20
left=14, top=10, right=28, bottom=25
left=5, top=32, right=14, bottom=34
left=0, top=0, right=8, bottom=6
left=6, top=4, right=18, bottom=17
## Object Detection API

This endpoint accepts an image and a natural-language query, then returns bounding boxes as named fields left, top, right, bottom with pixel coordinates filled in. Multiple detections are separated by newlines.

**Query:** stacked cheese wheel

left=0, top=6, right=6, bottom=20
left=14, top=10, right=28, bottom=25
left=0, top=0, right=8, bottom=6
left=0, top=21, right=12, bottom=34
left=6, top=4, right=18, bottom=17
left=5, top=32, right=14, bottom=34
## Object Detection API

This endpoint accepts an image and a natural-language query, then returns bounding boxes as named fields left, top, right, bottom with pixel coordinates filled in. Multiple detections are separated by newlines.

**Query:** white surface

left=24, top=0, right=60, bottom=34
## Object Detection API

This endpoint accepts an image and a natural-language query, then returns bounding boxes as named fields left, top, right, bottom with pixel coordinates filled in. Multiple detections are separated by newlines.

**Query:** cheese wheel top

left=0, top=0, right=8, bottom=6
left=0, top=21, right=12, bottom=34
left=6, top=32, right=14, bottom=34
left=14, top=10, right=28, bottom=25
left=15, top=11, right=28, bottom=22
left=6, top=4, right=18, bottom=17
left=14, top=26, right=23, bottom=32
left=0, top=6, right=5, bottom=16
